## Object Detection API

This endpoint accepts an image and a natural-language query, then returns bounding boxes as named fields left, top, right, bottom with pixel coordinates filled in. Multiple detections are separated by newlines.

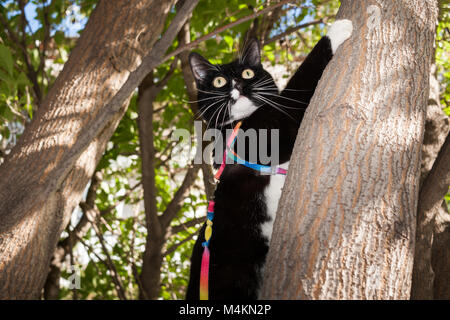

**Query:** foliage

left=0, top=0, right=448, bottom=300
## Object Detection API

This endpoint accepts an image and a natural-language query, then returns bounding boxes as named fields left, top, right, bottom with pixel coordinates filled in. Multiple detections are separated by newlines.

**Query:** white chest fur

left=261, top=161, right=289, bottom=242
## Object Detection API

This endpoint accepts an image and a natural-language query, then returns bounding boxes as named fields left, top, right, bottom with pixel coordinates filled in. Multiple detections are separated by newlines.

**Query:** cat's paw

left=327, top=19, right=353, bottom=54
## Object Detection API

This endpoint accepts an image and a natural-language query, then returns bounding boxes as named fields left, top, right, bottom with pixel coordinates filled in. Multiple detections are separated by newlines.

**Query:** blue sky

left=24, top=1, right=86, bottom=37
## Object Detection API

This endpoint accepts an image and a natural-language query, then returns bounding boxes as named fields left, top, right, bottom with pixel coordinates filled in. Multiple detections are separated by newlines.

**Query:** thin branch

left=59, top=172, right=102, bottom=251
left=153, top=103, right=169, bottom=114
left=18, top=0, right=27, bottom=44
left=5, top=101, right=27, bottom=121
left=160, top=164, right=200, bottom=228
left=155, top=57, right=179, bottom=91
left=60, top=179, right=141, bottom=255
left=418, top=132, right=450, bottom=216
left=68, top=233, right=78, bottom=300
left=296, top=30, right=310, bottom=51
left=132, top=263, right=148, bottom=299
left=262, top=18, right=326, bottom=45
left=97, top=181, right=142, bottom=216
left=150, top=0, right=200, bottom=63
left=75, top=235, right=121, bottom=298
left=91, top=220, right=128, bottom=300
left=171, top=216, right=205, bottom=234
left=128, top=217, right=149, bottom=299
left=162, top=0, right=294, bottom=64
left=37, top=0, right=52, bottom=76
left=163, top=231, right=197, bottom=257
left=155, top=132, right=177, bottom=159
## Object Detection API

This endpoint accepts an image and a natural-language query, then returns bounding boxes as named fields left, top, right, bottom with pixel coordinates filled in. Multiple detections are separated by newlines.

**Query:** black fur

left=186, top=36, right=333, bottom=300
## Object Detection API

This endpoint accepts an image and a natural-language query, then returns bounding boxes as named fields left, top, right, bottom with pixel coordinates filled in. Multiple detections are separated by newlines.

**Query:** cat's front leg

left=281, top=19, right=353, bottom=104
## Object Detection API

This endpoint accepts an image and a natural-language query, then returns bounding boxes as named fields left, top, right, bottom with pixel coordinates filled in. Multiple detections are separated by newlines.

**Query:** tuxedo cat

left=186, top=20, right=352, bottom=300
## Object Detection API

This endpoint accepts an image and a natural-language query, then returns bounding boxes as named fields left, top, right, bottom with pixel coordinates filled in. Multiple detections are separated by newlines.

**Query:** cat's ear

left=189, top=52, right=214, bottom=84
left=241, top=37, right=261, bottom=66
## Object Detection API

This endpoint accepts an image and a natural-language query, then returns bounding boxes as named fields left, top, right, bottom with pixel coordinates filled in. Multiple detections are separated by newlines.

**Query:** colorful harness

left=199, top=121, right=287, bottom=300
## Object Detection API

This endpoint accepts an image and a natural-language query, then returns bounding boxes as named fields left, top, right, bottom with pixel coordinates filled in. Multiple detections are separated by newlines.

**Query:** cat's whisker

left=214, top=104, right=221, bottom=131
left=206, top=103, right=223, bottom=130
left=195, top=98, right=226, bottom=119
left=220, top=100, right=228, bottom=128
left=251, top=80, right=271, bottom=89
left=218, top=102, right=233, bottom=128
left=254, top=94, right=295, bottom=120
left=227, top=102, right=234, bottom=128
left=253, top=84, right=278, bottom=89
left=255, top=85, right=313, bottom=93
left=253, top=77, right=273, bottom=86
left=252, top=86, right=279, bottom=92
left=257, top=91, right=308, bottom=106
left=213, top=103, right=228, bottom=145
left=282, top=88, right=313, bottom=92
left=253, top=94, right=298, bottom=122
left=186, top=95, right=227, bottom=104
left=215, top=104, right=223, bottom=132
left=252, top=93, right=301, bottom=110
left=198, top=88, right=226, bottom=95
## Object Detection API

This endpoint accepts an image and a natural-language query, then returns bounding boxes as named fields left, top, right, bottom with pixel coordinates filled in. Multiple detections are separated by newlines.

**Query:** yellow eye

left=242, top=69, right=255, bottom=79
left=213, top=76, right=227, bottom=88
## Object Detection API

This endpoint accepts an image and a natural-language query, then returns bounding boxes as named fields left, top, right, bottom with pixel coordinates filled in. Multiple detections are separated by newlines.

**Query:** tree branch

left=37, top=0, right=52, bottom=77
left=262, top=18, right=326, bottom=45
left=160, top=164, right=200, bottom=228
left=155, top=57, right=179, bottom=91
left=59, top=178, right=141, bottom=259
left=417, top=132, right=450, bottom=216
left=170, top=216, right=205, bottom=234
left=75, top=235, right=126, bottom=299
left=91, top=219, right=128, bottom=300
left=162, top=0, right=294, bottom=63
left=150, top=0, right=200, bottom=63
left=163, top=231, right=197, bottom=257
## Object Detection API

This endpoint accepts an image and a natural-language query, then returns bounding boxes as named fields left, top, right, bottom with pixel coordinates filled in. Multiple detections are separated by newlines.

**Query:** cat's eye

left=212, top=76, right=227, bottom=88
left=242, top=69, right=255, bottom=79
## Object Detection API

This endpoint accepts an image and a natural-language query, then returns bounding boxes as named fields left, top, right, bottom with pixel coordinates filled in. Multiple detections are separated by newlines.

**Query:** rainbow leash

left=199, top=121, right=287, bottom=300
left=199, top=200, right=215, bottom=300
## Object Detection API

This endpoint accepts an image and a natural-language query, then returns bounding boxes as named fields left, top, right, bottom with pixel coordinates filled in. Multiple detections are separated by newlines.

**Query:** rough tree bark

left=260, top=0, right=438, bottom=299
left=138, top=72, right=169, bottom=300
left=411, top=65, right=450, bottom=299
left=431, top=198, right=450, bottom=299
left=0, top=0, right=200, bottom=299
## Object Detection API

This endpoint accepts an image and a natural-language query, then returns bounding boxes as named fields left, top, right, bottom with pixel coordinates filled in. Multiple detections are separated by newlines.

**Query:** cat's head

left=189, top=38, right=278, bottom=128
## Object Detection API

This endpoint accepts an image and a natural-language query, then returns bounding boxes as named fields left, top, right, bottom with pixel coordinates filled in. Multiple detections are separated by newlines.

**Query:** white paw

left=327, top=19, right=353, bottom=54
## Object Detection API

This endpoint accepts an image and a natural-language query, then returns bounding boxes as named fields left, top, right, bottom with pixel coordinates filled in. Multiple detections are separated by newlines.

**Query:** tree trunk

left=411, top=65, right=450, bottom=299
left=432, top=201, right=450, bottom=299
left=0, top=0, right=181, bottom=299
left=260, top=0, right=438, bottom=300
left=137, top=72, right=165, bottom=300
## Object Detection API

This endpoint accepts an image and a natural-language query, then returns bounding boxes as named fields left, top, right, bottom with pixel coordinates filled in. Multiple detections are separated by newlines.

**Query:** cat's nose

left=231, top=79, right=244, bottom=100
left=233, top=80, right=243, bottom=92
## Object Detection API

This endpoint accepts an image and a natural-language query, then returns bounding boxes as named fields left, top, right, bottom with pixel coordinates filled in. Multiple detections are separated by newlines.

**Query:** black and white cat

left=186, top=20, right=352, bottom=300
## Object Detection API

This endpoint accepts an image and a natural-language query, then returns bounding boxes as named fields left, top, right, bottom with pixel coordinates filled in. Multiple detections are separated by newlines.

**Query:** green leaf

left=0, top=44, right=14, bottom=76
